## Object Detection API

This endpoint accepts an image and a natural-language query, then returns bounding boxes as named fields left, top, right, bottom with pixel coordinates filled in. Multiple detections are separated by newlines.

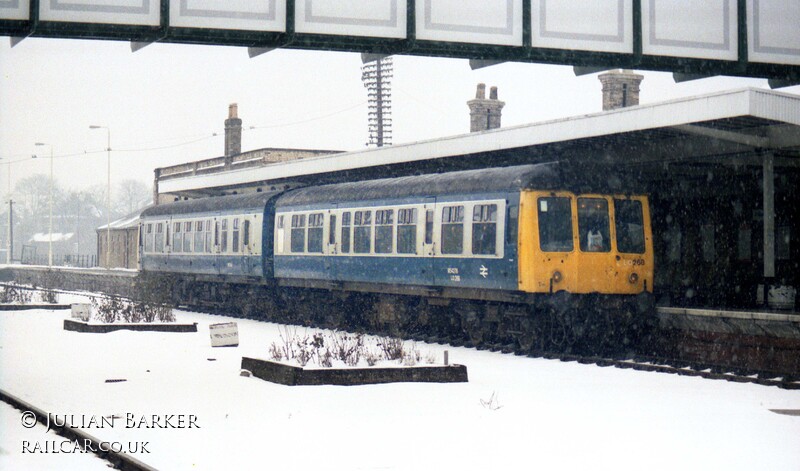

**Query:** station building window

left=578, top=198, right=610, bottom=253
left=397, top=208, right=417, bottom=254
left=538, top=197, right=573, bottom=252
left=441, top=205, right=464, bottom=255
left=375, top=209, right=394, bottom=254
left=472, top=204, right=497, bottom=255
left=614, top=199, right=645, bottom=254
left=354, top=210, right=372, bottom=254
left=291, top=214, right=306, bottom=253
left=308, top=213, right=324, bottom=253
left=341, top=212, right=351, bottom=254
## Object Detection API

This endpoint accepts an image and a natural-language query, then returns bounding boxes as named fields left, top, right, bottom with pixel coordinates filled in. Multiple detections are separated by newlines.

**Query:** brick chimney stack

left=468, top=83, right=505, bottom=132
left=598, top=70, right=644, bottom=110
left=224, top=103, right=242, bottom=160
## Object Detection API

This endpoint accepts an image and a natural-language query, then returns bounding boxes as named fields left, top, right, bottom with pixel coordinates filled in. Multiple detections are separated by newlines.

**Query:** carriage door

left=421, top=198, right=436, bottom=285
left=324, top=207, right=338, bottom=278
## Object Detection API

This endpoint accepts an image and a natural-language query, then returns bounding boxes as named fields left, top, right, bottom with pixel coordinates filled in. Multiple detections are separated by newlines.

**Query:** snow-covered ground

left=1, top=298, right=799, bottom=471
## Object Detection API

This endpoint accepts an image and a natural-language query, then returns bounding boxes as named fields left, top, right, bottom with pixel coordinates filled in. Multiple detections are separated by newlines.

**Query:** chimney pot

left=229, top=103, right=238, bottom=119
left=489, top=86, right=498, bottom=100
left=476, top=83, right=486, bottom=99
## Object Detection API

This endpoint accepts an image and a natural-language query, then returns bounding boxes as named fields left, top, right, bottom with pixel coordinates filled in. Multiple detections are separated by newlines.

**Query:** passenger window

left=291, top=214, right=306, bottom=253
left=397, top=208, right=417, bottom=254
left=354, top=210, right=372, bottom=254
left=472, top=204, right=498, bottom=255
left=144, top=223, right=154, bottom=253
left=341, top=212, right=351, bottom=254
left=194, top=221, right=205, bottom=253
left=425, top=210, right=434, bottom=245
left=155, top=223, right=164, bottom=252
left=329, top=215, right=337, bottom=246
left=441, top=206, right=464, bottom=255
left=614, top=199, right=645, bottom=254
left=173, top=222, right=182, bottom=252
left=183, top=222, right=192, bottom=253
left=243, top=220, right=251, bottom=248
left=538, top=197, right=574, bottom=252
left=578, top=198, right=610, bottom=253
left=307, top=213, right=324, bottom=253
left=221, top=219, right=229, bottom=253
left=232, top=218, right=240, bottom=253
left=375, top=209, right=394, bottom=254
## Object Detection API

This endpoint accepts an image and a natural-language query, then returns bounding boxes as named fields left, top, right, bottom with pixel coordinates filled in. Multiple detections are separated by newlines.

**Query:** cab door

left=575, top=196, right=615, bottom=293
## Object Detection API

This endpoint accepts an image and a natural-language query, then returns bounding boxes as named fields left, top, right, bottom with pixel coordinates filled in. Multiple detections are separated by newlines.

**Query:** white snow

left=1, top=301, right=799, bottom=471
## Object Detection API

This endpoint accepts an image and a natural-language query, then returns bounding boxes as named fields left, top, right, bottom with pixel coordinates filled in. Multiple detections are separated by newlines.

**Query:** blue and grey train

left=139, top=164, right=654, bottom=351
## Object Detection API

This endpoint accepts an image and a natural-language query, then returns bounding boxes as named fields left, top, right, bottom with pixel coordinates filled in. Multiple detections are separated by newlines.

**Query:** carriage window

left=308, top=213, right=324, bottom=253
left=207, top=220, right=213, bottom=253
left=155, top=222, right=164, bottom=252
left=425, top=210, right=434, bottom=245
left=221, top=219, right=229, bottom=253
left=232, top=218, right=240, bottom=253
left=194, top=221, right=205, bottom=253
left=441, top=205, right=464, bottom=255
left=183, top=221, right=192, bottom=253
left=397, top=208, right=417, bottom=254
left=472, top=204, right=497, bottom=255
left=354, top=210, right=372, bottom=254
left=173, top=222, right=182, bottom=252
left=538, top=197, right=573, bottom=252
left=341, top=212, right=351, bottom=254
left=243, top=220, right=251, bottom=248
left=329, top=215, right=337, bottom=245
left=578, top=198, right=610, bottom=253
left=144, top=223, right=154, bottom=252
left=291, top=214, right=306, bottom=253
left=375, top=209, right=394, bottom=254
left=614, top=199, right=645, bottom=254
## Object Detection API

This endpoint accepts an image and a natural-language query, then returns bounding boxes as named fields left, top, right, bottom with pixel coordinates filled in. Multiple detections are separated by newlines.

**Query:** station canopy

left=2, top=1, right=799, bottom=84
left=157, top=88, right=800, bottom=198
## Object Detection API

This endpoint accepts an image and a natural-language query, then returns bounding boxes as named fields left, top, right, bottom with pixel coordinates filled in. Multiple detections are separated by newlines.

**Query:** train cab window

left=614, top=199, right=645, bottom=254
left=341, top=212, right=351, bottom=254
left=441, top=205, right=464, bottom=255
left=291, top=214, right=307, bottom=253
left=144, top=223, right=154, bottom=253
left=155, top=223, right=165, bottom=252
left=354, top=210, right=372, bottom=254
left=173, top=222, right=182, bottom=252
left=538, top=197, right=574, bottom=252
left=232, top=218, right=240, bottom=253
left=243, top=220, right=251, bottom=249
left=375, top=209, right=394, bottom=254
left=221, top=219, right=229, bottom=253
left=183, top=222, right=192, bottom=253
left=397, top=208, right=417, bottom=254
left=308, top=213, right=324, bottom=253
left=578, top=198, right=610, bottom=253
left=194, top=221, right=205, bottom=253
left=472, top=204, right=498, bottom=255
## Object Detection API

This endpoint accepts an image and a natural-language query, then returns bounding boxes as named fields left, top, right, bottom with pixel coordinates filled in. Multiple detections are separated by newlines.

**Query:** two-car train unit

left=139, top=163, right=654, bottom=353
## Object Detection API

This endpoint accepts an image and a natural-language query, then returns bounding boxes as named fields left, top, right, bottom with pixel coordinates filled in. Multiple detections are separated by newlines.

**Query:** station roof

left=159, top=88, right=800, bottom=198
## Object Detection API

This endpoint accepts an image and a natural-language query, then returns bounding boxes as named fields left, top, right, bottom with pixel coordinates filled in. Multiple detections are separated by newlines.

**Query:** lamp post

left=89, top=125, right=111, bottom=269
left=34, top=142, right=54, bottom=267
left=1, top=158, right=9, bottom=264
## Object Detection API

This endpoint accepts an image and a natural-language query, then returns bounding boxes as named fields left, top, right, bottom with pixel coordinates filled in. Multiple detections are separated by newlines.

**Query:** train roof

left=275, top=163, right=565, bottom=207
left=141, top=190, right=282, bottom=218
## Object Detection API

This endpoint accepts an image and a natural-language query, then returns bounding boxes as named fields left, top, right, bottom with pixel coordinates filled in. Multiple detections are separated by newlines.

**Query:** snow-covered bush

left=88, top=296, right=175, bottom=324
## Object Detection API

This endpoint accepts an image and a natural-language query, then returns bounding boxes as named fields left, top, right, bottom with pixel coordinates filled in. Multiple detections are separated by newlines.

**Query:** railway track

left=6, top=281, right=800, bottom=390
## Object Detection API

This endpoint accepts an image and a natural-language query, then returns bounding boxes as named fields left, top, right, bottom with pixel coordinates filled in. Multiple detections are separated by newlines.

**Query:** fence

left=20, top=246, right=97, bottom=268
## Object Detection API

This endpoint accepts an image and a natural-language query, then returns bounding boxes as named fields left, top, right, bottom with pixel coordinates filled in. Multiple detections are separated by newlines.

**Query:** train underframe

left=141, top=272, right=657, bottom=356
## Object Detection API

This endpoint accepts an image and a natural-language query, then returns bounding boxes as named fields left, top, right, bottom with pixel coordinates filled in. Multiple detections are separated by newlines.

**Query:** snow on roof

left=96, top=204, right=152, bottom=231
left=158, top=88, right=800, bottom=195
left=30, top=232, right=74, bottom=243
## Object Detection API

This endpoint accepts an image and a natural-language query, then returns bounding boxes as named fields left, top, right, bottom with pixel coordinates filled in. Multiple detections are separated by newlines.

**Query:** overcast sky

left=1, top=37, right=799, bottom=196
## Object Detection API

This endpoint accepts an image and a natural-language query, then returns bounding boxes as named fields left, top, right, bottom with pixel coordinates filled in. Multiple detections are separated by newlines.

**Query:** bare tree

left=114, top=179, right=152, bottom=215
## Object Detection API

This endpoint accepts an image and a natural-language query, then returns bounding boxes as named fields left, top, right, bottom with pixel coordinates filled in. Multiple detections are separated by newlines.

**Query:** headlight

left=552, top=271, right=563, bottom=283
left=629, top=273, right=639, bottom=284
